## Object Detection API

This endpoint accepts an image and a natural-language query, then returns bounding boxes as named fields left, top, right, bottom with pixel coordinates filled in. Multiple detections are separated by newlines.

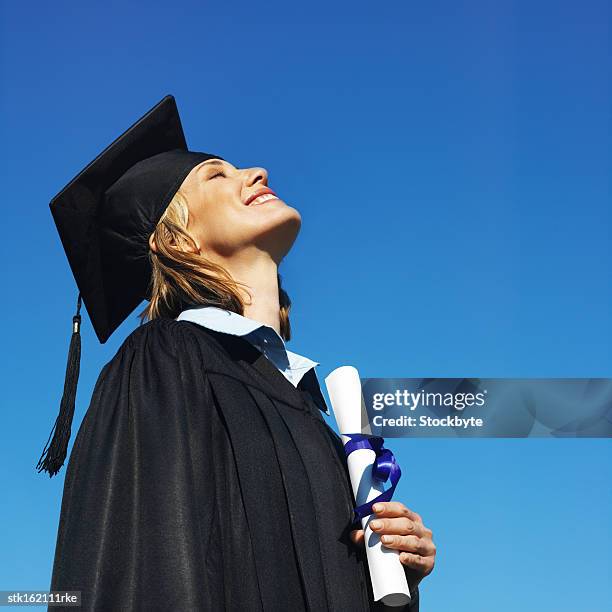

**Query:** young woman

left=41, top=96, right=435, bottom=611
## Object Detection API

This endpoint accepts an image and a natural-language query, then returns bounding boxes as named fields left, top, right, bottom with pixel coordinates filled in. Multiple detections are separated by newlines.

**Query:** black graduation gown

left=49, top=317, right=420, bottom=611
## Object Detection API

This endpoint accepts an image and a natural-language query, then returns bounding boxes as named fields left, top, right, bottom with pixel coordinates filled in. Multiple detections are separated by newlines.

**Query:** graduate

left=38, top=95, right=436, bottom=611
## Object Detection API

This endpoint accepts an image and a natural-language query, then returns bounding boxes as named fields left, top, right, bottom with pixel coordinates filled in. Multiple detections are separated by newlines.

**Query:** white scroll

left=324, top=365, right=410, bottom=607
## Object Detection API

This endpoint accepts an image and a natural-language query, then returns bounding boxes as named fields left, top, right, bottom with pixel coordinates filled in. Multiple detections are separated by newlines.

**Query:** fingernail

left=373, top=503, right=382, bottom=513
left=381, top=535, right=392, bottom=543
left=370, top=520, right=381, bottom=529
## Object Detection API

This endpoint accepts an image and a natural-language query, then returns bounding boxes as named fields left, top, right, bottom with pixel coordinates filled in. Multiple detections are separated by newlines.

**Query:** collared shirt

left=176, top=306, right=330, bottom=414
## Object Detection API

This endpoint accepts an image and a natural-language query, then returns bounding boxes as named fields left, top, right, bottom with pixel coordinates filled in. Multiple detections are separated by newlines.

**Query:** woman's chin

left=251, top=211, right=301, bottom=261
left=256, top=201, right=301, bottom=230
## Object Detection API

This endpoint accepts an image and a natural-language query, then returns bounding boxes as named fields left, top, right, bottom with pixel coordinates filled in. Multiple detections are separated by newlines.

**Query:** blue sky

left=0, top=1, right=610, bottom=610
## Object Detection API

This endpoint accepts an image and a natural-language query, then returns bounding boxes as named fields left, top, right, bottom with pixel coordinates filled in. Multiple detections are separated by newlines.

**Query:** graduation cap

left=37, top=94, right=223, bottom=477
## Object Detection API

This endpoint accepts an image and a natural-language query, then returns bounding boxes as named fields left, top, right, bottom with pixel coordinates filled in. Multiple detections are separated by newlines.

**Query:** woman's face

left=178, top=158, right=302, bottom=264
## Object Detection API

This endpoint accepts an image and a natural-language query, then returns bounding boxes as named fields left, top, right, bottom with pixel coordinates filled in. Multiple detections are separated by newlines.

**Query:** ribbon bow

left=343, top=433, right=402, bottom=523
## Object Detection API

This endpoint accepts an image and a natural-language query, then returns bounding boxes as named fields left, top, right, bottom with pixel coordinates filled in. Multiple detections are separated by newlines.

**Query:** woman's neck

left=223, top=252, right=282, bottom=335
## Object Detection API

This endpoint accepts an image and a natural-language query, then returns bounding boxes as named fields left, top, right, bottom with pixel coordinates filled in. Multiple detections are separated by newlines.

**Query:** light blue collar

left=176, top=306, right=321, bottom=391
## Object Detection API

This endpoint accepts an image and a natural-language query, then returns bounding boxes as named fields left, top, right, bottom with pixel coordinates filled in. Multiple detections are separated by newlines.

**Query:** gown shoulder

left=50, top=317, right=222, bottom=610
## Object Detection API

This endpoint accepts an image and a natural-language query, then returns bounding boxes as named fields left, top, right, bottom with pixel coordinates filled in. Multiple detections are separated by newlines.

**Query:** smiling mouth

left=249, top=193, right=279, bottom=206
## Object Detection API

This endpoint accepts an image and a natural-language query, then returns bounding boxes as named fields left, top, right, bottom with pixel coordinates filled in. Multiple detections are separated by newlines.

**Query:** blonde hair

left=139, top=190, right=292, bottom=341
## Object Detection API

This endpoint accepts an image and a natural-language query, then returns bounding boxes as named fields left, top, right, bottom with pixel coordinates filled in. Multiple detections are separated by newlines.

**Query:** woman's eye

left=209, top=171, right=225, bottom=179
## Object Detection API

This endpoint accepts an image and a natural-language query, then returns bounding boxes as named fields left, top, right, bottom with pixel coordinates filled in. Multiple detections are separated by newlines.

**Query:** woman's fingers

left=350, top=528, right=365, bottom=545
left=377, top=533, right=436, bottom=557
left=399, top=551, right=436, bottom=576
left=372, top=501, right=422, bottom=523
left=347, top=501, right=437, bottom=582
left=369, top=516, right=427, bottom=538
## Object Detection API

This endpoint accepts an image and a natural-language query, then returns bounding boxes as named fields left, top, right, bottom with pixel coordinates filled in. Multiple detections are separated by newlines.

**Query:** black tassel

left=36, top=294, right=82, bottom=477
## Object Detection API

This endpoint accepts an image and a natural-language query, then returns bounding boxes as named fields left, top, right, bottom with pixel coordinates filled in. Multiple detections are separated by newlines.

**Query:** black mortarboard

left=37, top=94, right=223, bottom=477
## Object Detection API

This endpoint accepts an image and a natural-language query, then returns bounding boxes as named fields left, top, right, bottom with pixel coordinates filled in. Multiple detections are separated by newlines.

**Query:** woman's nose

left=245, top=167, right=268, bottom=187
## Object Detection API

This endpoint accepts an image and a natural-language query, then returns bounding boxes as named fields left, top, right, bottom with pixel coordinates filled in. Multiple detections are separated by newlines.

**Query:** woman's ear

left=182, top=235, right=202, bottom=255
left=149, top=229, right=201, bottom=255
left=149, top=234, right=158, bottom=254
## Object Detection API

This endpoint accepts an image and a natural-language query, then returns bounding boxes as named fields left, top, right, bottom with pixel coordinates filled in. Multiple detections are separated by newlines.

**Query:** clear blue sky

left=1, top=1, right=610, bottom=610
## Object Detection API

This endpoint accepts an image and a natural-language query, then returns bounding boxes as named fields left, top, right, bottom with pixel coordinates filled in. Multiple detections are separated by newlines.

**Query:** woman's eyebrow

left=198, top=160, right=238, bottom=172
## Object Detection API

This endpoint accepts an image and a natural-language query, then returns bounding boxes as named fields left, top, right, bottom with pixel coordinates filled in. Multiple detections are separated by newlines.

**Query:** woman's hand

left=350, top=501, right=436, bottom=590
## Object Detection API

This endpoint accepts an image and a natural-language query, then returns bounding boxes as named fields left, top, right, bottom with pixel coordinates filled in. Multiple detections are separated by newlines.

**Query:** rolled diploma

left=325, top=366, right=410, bottom=607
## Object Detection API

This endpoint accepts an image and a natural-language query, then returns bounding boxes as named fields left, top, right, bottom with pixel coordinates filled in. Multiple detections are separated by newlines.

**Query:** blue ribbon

left=343, top=433, right=402, bottom=523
